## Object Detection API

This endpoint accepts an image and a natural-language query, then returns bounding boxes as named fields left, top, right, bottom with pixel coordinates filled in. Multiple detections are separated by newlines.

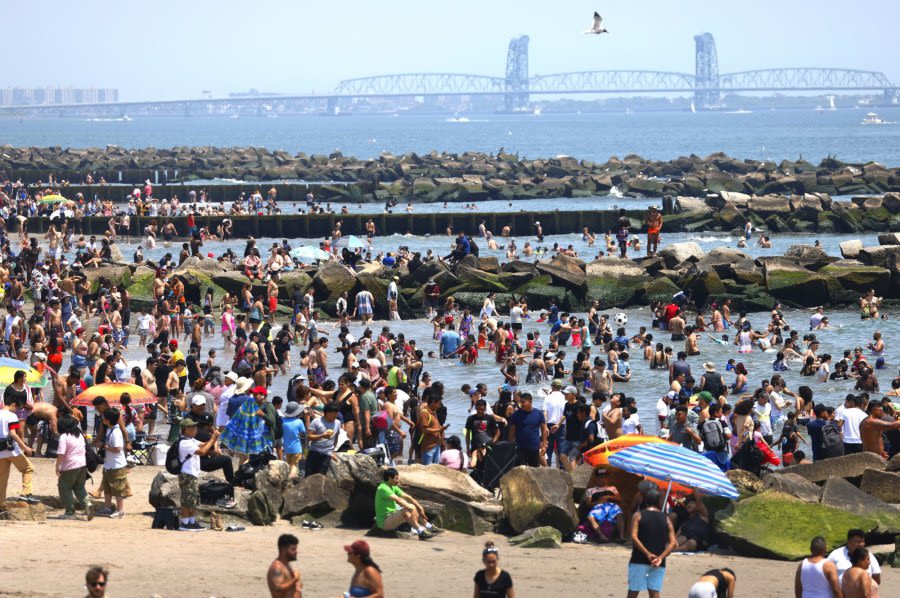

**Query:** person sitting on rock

left=374, top=467, right=439, bottom=540
left=574, top=490, right=625, bottom=544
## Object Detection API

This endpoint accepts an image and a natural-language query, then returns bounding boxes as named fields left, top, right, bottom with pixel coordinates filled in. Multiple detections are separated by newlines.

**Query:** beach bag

left=84, top=438, right=102, bottom=474
left=165, top=440, right=186, bottom=475
left=151, top=506, right=179, bottom=530
left=372, top=409, right=391, bottom=431
left=199, top=480, right=234, bottom=504
left=821, top=421, right=845, bottom=459
left=700, top=419, right=726, bottom=452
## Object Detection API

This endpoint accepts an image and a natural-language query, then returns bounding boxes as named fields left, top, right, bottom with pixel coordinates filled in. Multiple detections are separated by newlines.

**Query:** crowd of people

left=0, top=181, right=896, bottom=596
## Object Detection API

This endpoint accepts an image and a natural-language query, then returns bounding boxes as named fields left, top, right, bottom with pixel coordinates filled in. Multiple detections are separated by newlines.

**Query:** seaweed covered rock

left=718, top=491, right=877, bottom=560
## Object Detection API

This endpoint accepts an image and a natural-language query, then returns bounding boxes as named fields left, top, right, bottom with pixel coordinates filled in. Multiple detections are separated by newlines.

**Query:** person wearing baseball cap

left=176, top=417, right=220, bottom=531
left=188, top=394, right=210, bottom=421
left=250, top=386, right=277, bottom=447
left=343, top=540, right=384, bottom=597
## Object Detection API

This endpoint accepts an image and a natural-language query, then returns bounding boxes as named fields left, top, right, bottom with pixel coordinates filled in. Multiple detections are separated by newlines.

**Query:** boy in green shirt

left=375, top=468, right=439, bottom=540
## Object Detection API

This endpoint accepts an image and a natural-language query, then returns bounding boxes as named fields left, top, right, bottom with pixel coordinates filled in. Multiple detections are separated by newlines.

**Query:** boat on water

left=861, top=112, right=886, bottom=125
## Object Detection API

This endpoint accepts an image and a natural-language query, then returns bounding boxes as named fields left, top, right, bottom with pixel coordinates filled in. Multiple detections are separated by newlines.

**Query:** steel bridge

left=1, top=33, right=896, bottom=115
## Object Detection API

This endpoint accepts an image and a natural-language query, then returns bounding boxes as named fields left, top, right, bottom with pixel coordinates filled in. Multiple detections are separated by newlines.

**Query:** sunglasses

left=89, top=581, right=106, bottom=587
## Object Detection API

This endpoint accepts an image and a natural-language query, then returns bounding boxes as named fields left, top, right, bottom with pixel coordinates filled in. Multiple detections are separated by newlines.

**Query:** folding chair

left=130, top=433, right=162, bottom=466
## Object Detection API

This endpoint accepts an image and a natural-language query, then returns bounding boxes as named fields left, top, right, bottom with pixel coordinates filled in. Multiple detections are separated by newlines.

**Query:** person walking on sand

left=344, top=540, right=384, bottom=598
left=795, top=536, right=842, bottom=598
left=84, top=565, right=109, bottom=598
left=627, top=490, right=677, bottom=598
left=267, top=534, right=302, bottom=598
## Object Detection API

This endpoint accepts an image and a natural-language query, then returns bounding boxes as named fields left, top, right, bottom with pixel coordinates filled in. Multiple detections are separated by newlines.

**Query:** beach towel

left=220, top=396, right=269, bottom=455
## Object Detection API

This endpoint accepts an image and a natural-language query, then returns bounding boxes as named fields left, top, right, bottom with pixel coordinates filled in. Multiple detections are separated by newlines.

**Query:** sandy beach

left=3, top=459, right=893, bottom=597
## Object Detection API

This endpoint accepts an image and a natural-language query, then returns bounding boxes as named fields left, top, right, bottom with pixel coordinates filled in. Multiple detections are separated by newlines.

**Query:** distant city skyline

left=6, top=1, right=899, bottom=101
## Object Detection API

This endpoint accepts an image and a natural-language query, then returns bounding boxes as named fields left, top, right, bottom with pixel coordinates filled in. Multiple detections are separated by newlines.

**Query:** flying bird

left=585, top=12, right=609, bottom=34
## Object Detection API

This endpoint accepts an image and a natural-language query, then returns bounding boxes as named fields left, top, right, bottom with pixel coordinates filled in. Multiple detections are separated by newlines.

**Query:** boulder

left=878, top=232, right=900, bottom=246
left=82, top=264, right=131, bottom=291
left=748, top=194, right=792, bottom=216
left=783, top=244, right=836, bottom=269
left=820, top=477, right=900, bottom=533
left=571, top=463, right=594, bottom=503
left=327, top=453, right=381, bottom=527
left=535, top=257, right=587, bottom=291
left=499, top=466, right=578, bottom=534
left=508, top=526, right=562, bottom=548
left=718, top=490, right=877, bottom=560
left=857, top=245, right=900, bottom=269
left=839, top=240, right=864, bottom=259
left=175, top=255, right=230, bottom=275
left=860, top=469, right=900, bottom=504
left=393, top=464, right=494, bottom=503
left=425, top=489, right=501, bottom=536
left=888, top=454, right=900, bottom=473
left=454, top=265, right=507, bottom=293
left=312, top=260, right=358, bottom=302
left=249, top=460, right=290, bottom=523
left=0, top=501, right=47, bottom=521
left=763, top=262, right=830, bottom=307
left=658, top=242, right=704, bottom=269
left=278, top=270, right=313, bottom=301
left=781, top=452, right=887, bottom=484
left=762, top=473, right=822, bottom=502
left=819, top=263, right=891, bottom=295
left=280, top=474, right=350, bottom=519
left=725, top=469, right=764, bottom=497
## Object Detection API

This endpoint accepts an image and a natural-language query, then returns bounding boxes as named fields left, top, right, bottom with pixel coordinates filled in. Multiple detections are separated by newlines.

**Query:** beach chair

left=475, top=441, right=517, bottom=494
left=130, top=433, right=161, bottom=466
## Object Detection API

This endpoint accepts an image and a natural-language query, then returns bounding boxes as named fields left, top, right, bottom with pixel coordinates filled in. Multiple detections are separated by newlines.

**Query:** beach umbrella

left=582, top=433, right=672, bottom=468
left=40, top=194, right=67, bottom=204
left=334, top=235, right=366, bottom=250
left=609, top=442, right=739, bottom=500
left=0, top=358, right=47, bottom=388
left=289, top=246, right=331, bottom=261
left=71, top=382, right=157, bottom=406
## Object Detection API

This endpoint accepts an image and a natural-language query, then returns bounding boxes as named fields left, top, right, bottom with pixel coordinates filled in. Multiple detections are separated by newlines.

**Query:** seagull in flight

left=585, top=12, right=609, bottom=34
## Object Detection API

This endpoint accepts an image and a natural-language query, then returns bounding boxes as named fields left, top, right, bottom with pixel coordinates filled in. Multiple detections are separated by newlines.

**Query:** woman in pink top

left=55, top=414, right=93, bottom=520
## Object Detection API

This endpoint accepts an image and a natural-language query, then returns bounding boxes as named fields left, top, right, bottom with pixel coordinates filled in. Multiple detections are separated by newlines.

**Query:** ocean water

left=2, top=107, right=900, bottom=165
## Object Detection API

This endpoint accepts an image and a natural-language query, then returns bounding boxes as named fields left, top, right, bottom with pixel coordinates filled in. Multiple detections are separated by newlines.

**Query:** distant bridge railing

left=332, top=73, right=506, bottom=96
left=528, top=70, right=696, bottom=93
left=718, top=68, right=895, bottom=92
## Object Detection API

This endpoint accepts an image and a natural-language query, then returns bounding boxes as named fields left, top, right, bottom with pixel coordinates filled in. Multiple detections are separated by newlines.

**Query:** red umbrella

left=72, top=382, right=157, bottom=406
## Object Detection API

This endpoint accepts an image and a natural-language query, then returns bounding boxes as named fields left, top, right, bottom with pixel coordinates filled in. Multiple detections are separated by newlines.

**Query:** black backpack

left=165, top=439, right=186, bottom=475
left=151, top=506, right=179, bottom=530
left=821, top=421, right=845, bottom=459
left=84, top=438, right=102, bottom=474
left=700, top=419, right=727, bottom=452
left=233, top=451, right=276, bottom=490
left=199, top=480, right=234, bottom=504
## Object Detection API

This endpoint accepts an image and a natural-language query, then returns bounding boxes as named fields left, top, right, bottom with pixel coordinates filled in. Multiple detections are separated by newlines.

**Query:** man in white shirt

left=387, top=277, right=399, bottom=303
left=753, top=393, right=774, bottom=445
left=836, top=395, right=867, bottom=454
left=542, top=379, right=567, bottom=467
left=809, top=306, right=825, bottom=330
left=176, top=418, right=219, bottom=531
left=828, top=529, right=881, bottom=584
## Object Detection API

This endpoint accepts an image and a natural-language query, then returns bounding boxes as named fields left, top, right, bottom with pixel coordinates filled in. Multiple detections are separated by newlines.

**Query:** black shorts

left=25, top=413, right=39, bottom=426
left=516, top=447, right=540, bottom=467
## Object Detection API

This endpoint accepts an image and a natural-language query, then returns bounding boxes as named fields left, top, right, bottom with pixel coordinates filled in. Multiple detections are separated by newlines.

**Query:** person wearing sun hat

left=343, top=540, right=384, bottom=598
left=282, top=402, right=307, bottom=478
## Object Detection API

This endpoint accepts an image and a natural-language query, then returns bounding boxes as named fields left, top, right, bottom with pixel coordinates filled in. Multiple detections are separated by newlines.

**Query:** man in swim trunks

left=644, top=205, right=663, bottom=257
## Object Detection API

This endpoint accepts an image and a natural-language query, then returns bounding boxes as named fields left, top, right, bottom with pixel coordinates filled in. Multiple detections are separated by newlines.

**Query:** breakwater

left=4, top=146, right=899, bottom=201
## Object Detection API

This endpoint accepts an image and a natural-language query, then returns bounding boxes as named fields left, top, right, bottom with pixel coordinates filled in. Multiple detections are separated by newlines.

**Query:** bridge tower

left=693, top=33, right=719, bottom=109
left=505, top=35, right=530, bottom=112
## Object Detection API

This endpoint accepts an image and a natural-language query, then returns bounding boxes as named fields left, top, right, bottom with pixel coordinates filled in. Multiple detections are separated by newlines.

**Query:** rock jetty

left=3, top=146, right=898, bottom=203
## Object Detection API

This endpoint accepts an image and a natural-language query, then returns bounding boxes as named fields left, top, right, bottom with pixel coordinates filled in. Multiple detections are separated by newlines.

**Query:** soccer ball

left=615, top=313, right=628, bottom=327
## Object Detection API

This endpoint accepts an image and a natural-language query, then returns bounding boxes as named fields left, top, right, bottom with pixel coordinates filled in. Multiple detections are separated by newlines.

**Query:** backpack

left=700, top=419, right=726, bottom=452
left=821, top=421, right=845, bottom=459
left=151, top=506, right=179, bottom=530
left=84, top=438, right=102, bottom=474
left=199, top=480, right=234, bottom=504
left=247, top=489, right=276, bottom=525
left=165, top=439, right=186, bottom=475
left=233, top=451, right=276, bottom=490
left=372, top=409, right=391, bottom=430
left=467, top=236, right=479, bottom=257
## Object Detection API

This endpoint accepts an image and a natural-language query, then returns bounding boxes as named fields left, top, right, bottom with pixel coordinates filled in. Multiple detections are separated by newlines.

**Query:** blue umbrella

left=608, top=442, right=739, bottom=500
left=335, top=235, right=366, bottom=250
left=289, top=246, right=330, bottom=261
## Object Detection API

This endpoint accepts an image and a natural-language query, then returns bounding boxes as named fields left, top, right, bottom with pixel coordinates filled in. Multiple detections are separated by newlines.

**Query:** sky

left=8, top=1, right=900, bottom=101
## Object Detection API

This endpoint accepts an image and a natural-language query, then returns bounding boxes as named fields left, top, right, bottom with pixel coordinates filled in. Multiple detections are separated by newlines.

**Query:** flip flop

left=225, top=525, right=246, bottom=532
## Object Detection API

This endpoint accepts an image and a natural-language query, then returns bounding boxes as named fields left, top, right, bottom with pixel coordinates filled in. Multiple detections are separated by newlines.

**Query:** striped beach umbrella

left=609, top=442, right=739, bottom=500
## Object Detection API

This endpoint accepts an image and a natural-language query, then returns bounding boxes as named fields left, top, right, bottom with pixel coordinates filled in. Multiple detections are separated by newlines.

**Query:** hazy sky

left=9, top=1, right=899, bottom=100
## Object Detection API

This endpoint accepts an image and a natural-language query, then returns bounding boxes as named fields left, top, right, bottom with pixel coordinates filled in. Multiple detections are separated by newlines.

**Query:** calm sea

left=1, top=107, right=899, bottom=166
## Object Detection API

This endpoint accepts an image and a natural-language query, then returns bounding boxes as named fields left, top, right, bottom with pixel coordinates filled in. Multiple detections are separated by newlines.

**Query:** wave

left=689, top=235, right=733, bottom=243
left=608, top=186, right=624, bottom=198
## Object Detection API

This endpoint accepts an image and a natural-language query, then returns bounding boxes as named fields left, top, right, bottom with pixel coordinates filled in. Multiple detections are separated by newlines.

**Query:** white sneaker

left=108, top=510, right=125, bottom=519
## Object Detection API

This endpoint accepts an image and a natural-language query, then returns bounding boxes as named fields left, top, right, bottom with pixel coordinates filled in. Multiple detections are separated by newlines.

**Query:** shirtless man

left=667, top=308, right=686, bottom=341
left=601, top=395, right=623, bottom=440
left=644, top=205, right=663, bottom=256
left=589, top=360, right=613, bottom=395
left=152, top=272, right=166, bottom=304
left=267, top=277, right=279, bottom=324
left=267, top=534, right=302, bottom=598
left=685, top=326, right=700, bottom=356
left=25, top=402, right=59, bottom=448
left=860, top=402, right=900, bottom=458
